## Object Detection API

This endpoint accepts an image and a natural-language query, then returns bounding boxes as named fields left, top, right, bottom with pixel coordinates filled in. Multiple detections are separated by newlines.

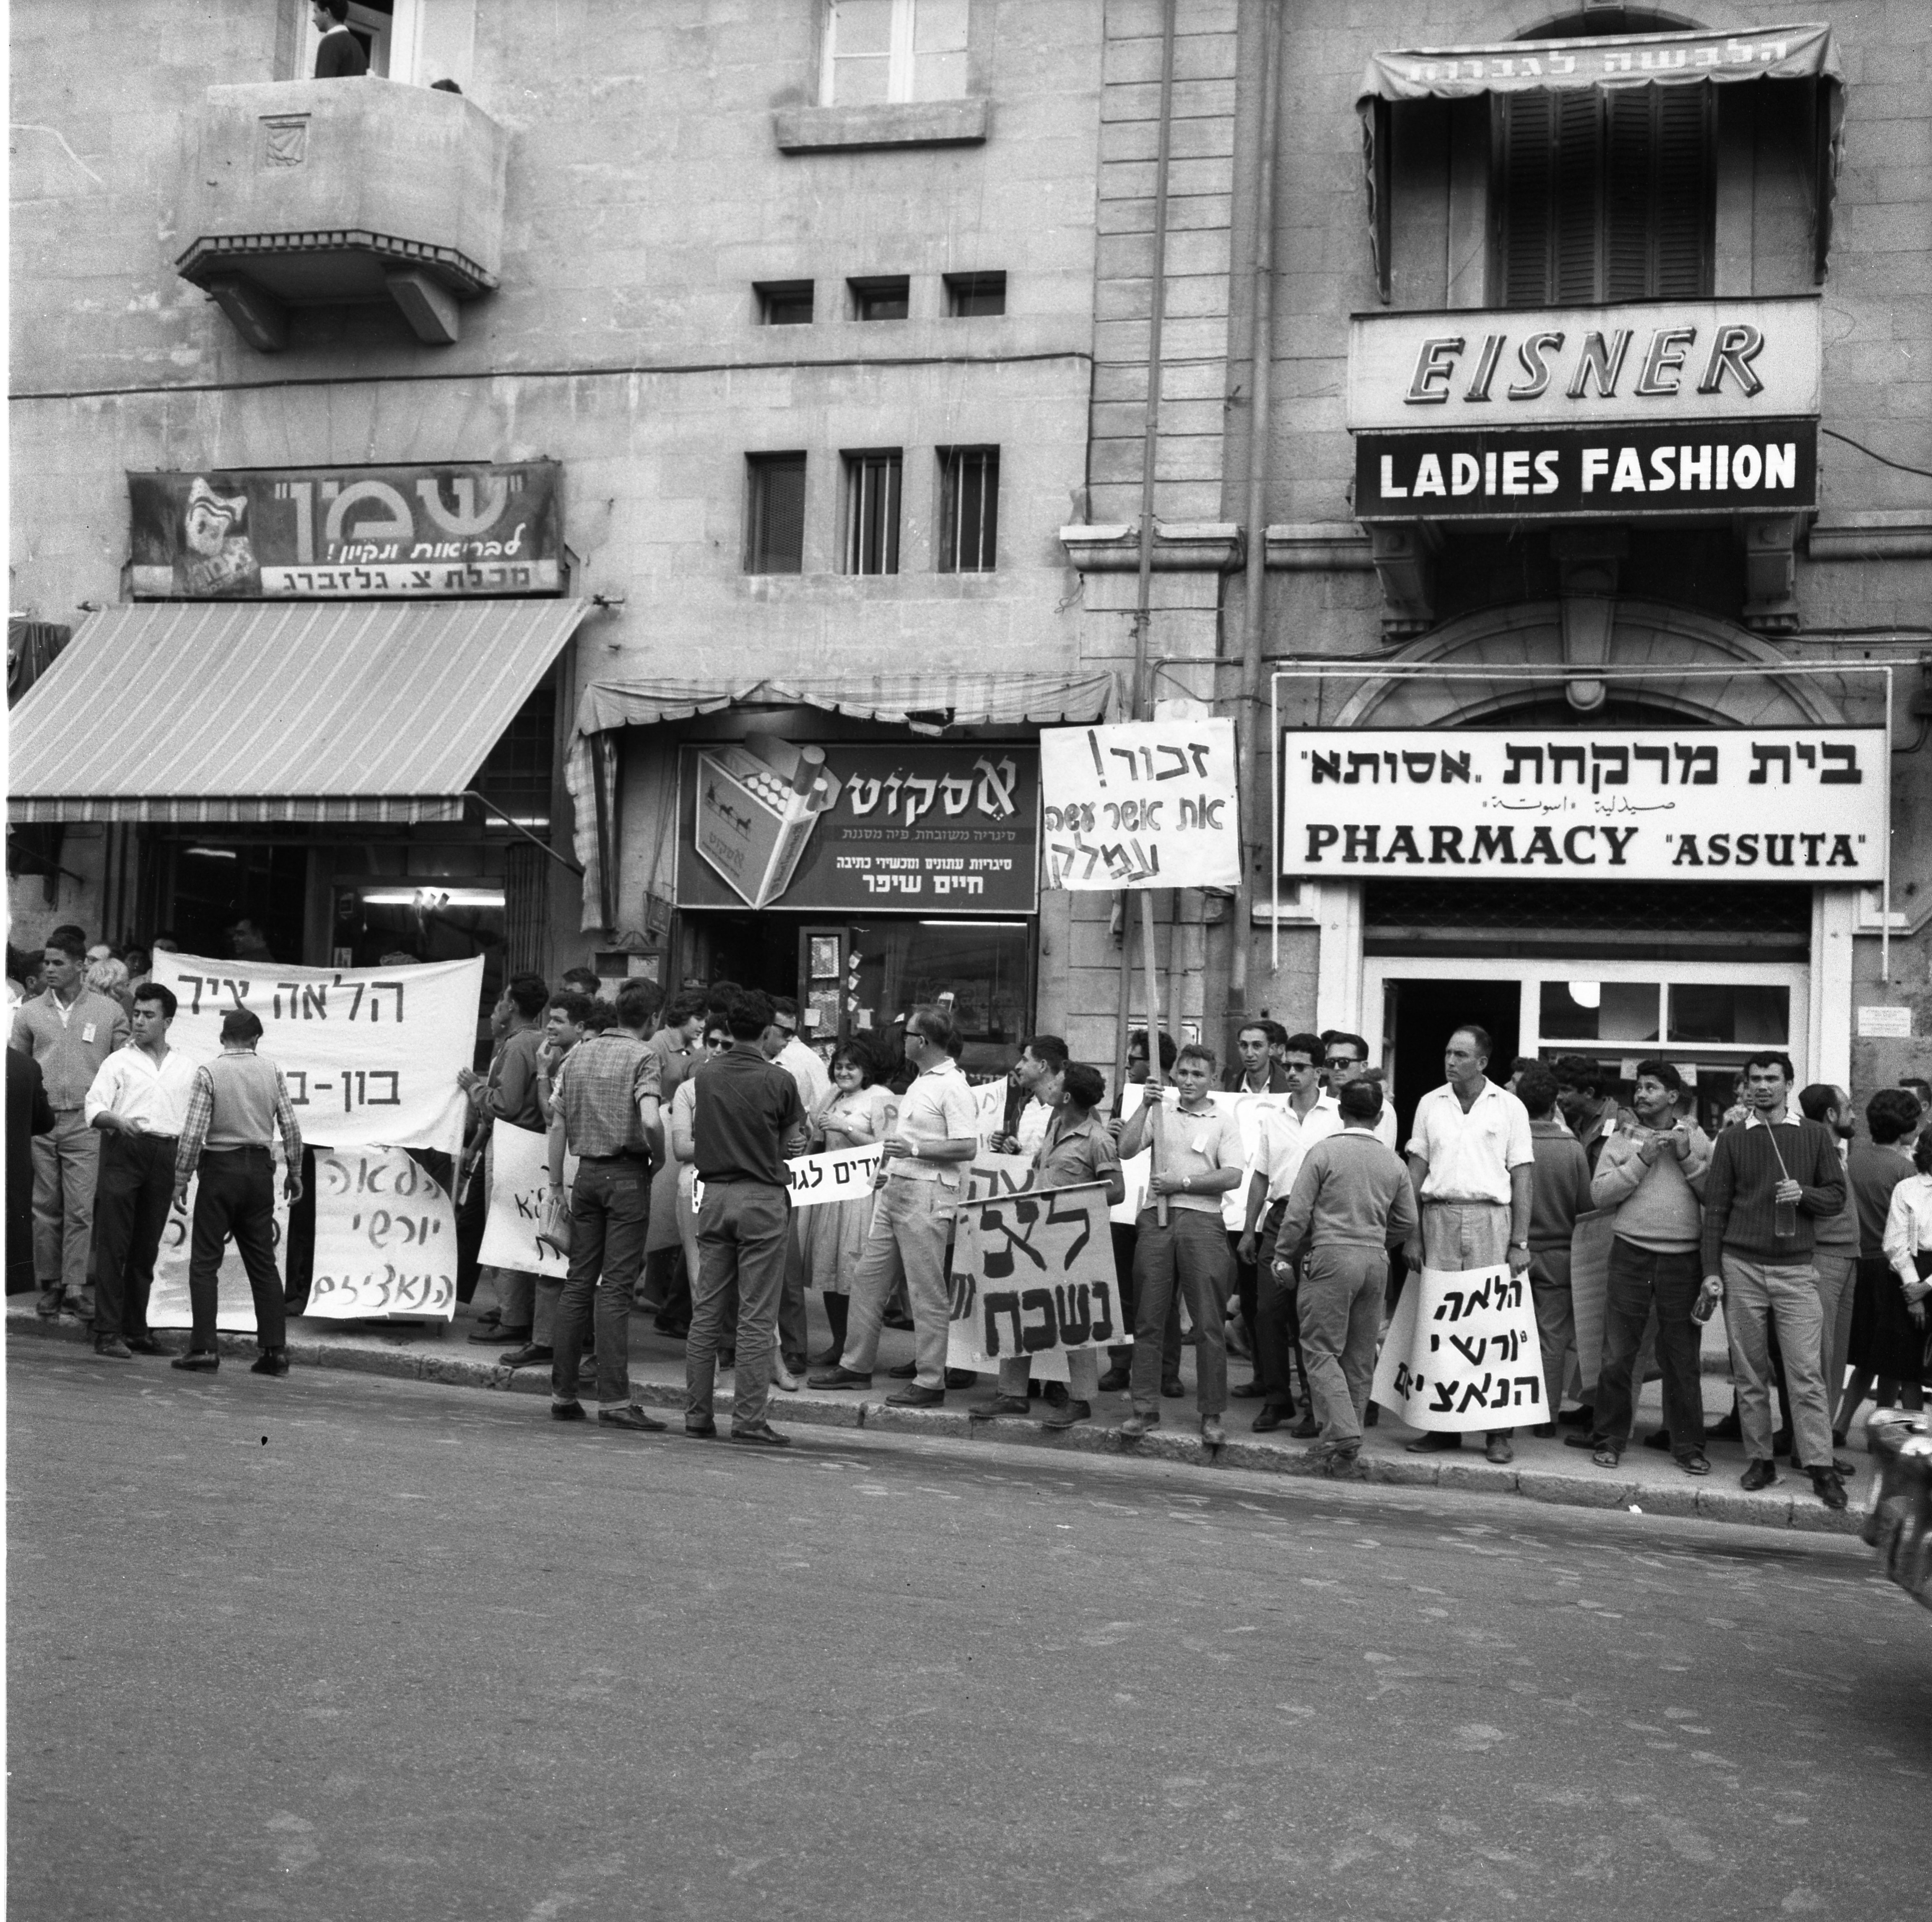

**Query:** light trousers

left=841, top=1176, right=957, bottom=1390
left=1722, top=1254, right=1832, bottom=1468
left=1296, top=1244, right=1386, bottom=1447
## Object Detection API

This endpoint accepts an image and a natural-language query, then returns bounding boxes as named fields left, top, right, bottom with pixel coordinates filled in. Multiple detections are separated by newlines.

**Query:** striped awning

left=6, top=598, right=590, bottom=824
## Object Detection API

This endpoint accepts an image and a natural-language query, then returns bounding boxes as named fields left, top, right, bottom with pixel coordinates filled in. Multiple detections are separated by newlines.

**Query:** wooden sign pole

left=1140, top=890, right=1169, bottom=1227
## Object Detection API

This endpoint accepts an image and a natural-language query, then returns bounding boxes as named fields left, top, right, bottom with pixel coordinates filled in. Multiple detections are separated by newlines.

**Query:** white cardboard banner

left=946, top=1181, right=1127, bottom=1380
left=151, top=951, right=484, bottom=1154
left=1041, top=719, right=1240, bottom=891
left=147, top=1149, right=291, bottom=1333
left=305, top=1146, right=457, bottom=1321
left=477, top=1120, right=573, bottom=1280
left=691, top=1144, right=884, bottom=1214
left=1373, top=1262, right=1547, bottom=1432
left=1280, top=728, right=1886, bottom=883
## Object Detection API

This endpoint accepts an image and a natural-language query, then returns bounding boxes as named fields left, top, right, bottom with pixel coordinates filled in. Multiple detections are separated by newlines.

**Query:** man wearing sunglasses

left=1321, top=1032, right=1397, bottom=1151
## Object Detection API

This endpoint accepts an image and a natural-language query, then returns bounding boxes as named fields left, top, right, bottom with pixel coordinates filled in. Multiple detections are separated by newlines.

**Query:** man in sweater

left=169, top=1009, right=305, bottom=1375
left=310, top=1, right=369, bottom=76
left=1518, top=1065, right=1594, bottom=1429
left=1584, top=1060, right=1712, bottom=1473
left=1271, top=1078, right=1415, bottom=1473
left=10, top=930, right=129, bottom=1321
left=1701, top=1050, right=1848, bottom=1507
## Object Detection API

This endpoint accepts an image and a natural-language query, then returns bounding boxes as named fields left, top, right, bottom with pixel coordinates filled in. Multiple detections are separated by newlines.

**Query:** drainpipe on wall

left=1226, top=0, right=1283, bottom=1040
left=1116, top=0, right=1181, bottom=1097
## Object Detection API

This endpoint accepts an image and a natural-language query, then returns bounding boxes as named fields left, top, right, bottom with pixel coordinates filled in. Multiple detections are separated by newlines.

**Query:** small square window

left=756, top=281, right=815, bottom=326
left=842, top=450, right=902, bottom=574
left=849, top=275, right=910, bottom=321
left=943, top=271, right=1005, bottom=317
left=937, top=446, right=998, bottom=572
left=745, top=454, right=807, bottom=574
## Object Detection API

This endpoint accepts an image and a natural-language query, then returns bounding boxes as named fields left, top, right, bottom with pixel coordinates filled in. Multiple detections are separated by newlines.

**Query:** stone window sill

left=773, top=98, right=989, bottom=153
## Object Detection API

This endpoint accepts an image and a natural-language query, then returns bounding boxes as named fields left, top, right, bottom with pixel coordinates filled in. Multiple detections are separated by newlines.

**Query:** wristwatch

left=1509, top=1241, right=1529, bottom=1252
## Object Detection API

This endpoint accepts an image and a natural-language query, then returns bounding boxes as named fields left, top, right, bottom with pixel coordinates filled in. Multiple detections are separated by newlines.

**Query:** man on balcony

left=312, top=1, right=369, bottom=78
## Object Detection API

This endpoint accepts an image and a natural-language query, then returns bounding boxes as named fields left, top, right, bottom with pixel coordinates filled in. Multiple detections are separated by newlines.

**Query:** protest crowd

left=8, top=928, right=1930, bottom=1497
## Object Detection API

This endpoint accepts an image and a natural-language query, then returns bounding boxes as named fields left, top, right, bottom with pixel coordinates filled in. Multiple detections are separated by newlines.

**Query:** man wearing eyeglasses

left=1321, top=1032, right=1397, bottom=1150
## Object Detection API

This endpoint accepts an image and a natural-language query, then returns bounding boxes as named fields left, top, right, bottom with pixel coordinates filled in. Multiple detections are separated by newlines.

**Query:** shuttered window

left=1497, top=83, right=1713, bottom=306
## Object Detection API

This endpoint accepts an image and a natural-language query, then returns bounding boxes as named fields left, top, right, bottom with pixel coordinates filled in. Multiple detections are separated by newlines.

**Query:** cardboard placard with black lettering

left=1372, top=1262, right=1547, bottom=1432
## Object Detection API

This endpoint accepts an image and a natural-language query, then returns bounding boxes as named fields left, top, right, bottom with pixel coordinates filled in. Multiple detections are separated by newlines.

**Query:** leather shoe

left=1161, top=1376, right=1185, bottom=1399
left=551, top=1401, right=587, bottom=1422
left=171, top=1351, right=219, bottom=1373
left=1201, top=1416, right=1227, bottom=1447
left=1405, top=1431, right=1460, bottom=1454
left=125, top=1334, right=168, bottom=1356
left=1643, top=1428, right=1673, bottom=1451
left=249, top=1348, right=290, bottom=1377
left=685, top=1418, right=717, bottom=1437
left=731, top=1421, right=791, bottom=1447
left=1485, top=1436, right=1514, bottom=1465
left=599, top=1405, right=667, bottom=1433
left=1041, top=1399, right=1090, bottom=1430
left=93, top=1335, right=133, bottom=1360
left=1771, top=1426, right=1793, bottom=1459
left=971, top=1395, right=1031, bottom=1419
left=1563, top=1431, right=1599, bottom=1449
left=1251, top=1408, right=1288, bottom=1433
left=470, top=1323, right=525, bottom=1345
left=1740, top=1458, right=1778, bottom=1491
left=1809, top=1467, right=1848, bottom=1511
left=499, top=1344, right=552, bottom=1367
left=1557, top=1405, right=1594, bottom=1429
left=944, top=1369, right=977, bottom=1390
left=885, top=1361, right=918, bottom=1379
left=1230, top=1379, right=1268, bottom=1399
left=1119, top=1410, right=1160, bottom=1439
left=885, top=1384, right=944, bottom=1408
left=1289, top=1413, right=1319, bottom=1439
left=1096, top=1366, right=1131, bottom=1393
left=808, top=1366, right=873, bottom=1390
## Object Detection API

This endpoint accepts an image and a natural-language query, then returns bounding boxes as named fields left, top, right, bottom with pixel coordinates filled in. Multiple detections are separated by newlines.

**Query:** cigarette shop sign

left=1281, top=728, right=1886, bottom=884
left=1346, top=297, right=1821, bottom=522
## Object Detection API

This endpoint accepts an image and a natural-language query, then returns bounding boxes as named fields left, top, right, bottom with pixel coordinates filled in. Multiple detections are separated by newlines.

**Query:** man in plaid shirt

left=169, top=1008, right=304, bottom=1375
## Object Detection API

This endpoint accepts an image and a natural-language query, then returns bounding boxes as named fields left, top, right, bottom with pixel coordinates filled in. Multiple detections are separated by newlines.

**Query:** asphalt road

left=8, top=1344, right=1927, bottom=1922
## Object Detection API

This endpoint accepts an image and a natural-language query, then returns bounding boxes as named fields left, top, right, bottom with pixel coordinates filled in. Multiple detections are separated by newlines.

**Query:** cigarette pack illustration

left=693, top=736, right=843, bottom=909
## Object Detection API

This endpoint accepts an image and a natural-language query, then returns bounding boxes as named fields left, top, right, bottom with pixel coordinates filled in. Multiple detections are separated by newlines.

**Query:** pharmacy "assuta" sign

left=1280, top=728, right=1885, bottom=883
left=1347, top=296, right=1821, bottom=522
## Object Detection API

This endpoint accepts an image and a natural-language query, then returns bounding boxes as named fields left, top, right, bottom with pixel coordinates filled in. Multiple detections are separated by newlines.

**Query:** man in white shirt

left=810, top=1005, right=980, bottom=1405
left=1236, top=1031, right=1341, bottom=1432
left=763, top=997, right=831, bottom=1112
left=82, top=982, right=201, bottom=1359
left=992, top=1035, right=1065, bottom=1157
left=1322, top=1032, right=1398, bottom=1150
left=1403, top=1023, right=1535, bottom=1465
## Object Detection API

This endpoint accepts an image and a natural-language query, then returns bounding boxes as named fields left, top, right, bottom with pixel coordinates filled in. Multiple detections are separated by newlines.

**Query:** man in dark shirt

left=462, top=973, right=548, bottom=1347
left=312, top=1, right=369, bottom=77
left=674, top=990, right=806, bottom=1446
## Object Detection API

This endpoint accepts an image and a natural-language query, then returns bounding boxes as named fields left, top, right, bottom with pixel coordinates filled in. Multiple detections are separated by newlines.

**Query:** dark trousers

left=1256, top=1200, right=1302, bottom=1413
left=1231, top=1230, right=1259, bottom=1374
left=688, top=1182, right=789, bottom=1428
left=1130, top=1209, right=1232, bottom=1416
left=187, top=1147, right=286, bottom=1353
left=1109, top=1220, right=1180, bottom=1378
left=554, top=1156, right=649, bottom=1408
left=1595, top=1237, right=1706, bottom=1455
left=91, top=1130, right=175, bottom=1339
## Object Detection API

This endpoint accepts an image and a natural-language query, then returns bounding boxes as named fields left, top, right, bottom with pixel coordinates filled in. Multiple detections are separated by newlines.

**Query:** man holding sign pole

left=1402, top=1025, right=1535, bottom=1465
left=676, top=990, right=807, bottom=1447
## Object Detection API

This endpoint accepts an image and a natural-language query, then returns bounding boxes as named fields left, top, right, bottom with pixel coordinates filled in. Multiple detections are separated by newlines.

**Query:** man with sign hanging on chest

left=971, top=1060, right=1124, bottom=1430
left=676, top=990, right=808, bottom=1447
left=1402, top=1024, right=1536, bottom=1466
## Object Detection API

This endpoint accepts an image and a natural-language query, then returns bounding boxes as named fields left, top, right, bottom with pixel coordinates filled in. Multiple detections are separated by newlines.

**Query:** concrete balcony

left=174, top=80, right=508, bottom=350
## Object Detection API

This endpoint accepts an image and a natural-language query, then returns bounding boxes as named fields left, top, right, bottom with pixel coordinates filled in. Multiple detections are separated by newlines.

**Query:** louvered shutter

left=1603, top=89, right=1653, bottom=301
left=1550, top=91, right=1602, bottom=303
left=1501, top=93, right=1555, bottom=307
left=1650, top=84, right=1711, bottom=296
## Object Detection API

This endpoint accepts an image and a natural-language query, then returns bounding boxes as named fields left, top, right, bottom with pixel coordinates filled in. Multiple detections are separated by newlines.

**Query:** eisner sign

left=1280, top=728, right=1886, bottom=884
left=1347, top=297, right=1821, bottom=521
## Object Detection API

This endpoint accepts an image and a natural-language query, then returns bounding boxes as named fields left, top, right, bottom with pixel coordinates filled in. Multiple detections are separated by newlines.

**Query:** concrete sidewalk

left=9, top=1296, right=1871, bottom=1536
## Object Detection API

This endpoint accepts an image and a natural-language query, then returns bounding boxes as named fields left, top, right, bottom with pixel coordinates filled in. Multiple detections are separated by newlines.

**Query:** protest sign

left=1040, top=718, right=1240, bottom=892
left=147, top=1150, right=291, bottom=1334
left=691, top=1144, right=884, bottom=1214
left=946, top=1181, right=1127, bottom=1380
left=150, top=951, right=483, bottom=1155
left=478, top=1120, right=572, bottom=1280
left=305, top=1146, right=457, bottom=1320
left=1372, top=1262, right=1547, bottom=1432
left=966, top=1149, right=1033, bottom=1203
left=972, top=1078, right=1009, bottom=1146
left=1567, top=1208, right=1618, bottom=1394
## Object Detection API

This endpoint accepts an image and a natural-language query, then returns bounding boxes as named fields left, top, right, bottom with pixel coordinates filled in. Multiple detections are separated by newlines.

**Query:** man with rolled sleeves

left=10, top=931, right=128, bottom=1322
left=1402, top=1024, right=1535, bottom=1466
left=83, top=982, right=199, bottom=1358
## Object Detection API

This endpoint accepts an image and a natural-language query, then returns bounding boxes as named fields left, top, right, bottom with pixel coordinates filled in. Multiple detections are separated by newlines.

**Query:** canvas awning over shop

left=6, top=597, right=592, bottom=825
left=1355, top=22, right=1845, bottom=297
left=564, top=669, right=1120, bottom=930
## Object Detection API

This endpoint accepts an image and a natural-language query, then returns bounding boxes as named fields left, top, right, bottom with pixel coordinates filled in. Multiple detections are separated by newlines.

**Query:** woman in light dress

left=799, top=1041, right=898, bottom=1365
left=1872, top=1130, right=1932, bottom=1414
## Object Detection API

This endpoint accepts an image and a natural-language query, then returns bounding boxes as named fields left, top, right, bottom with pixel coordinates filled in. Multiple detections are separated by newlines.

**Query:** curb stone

left=8, top=1312, right=1861, bottom=1536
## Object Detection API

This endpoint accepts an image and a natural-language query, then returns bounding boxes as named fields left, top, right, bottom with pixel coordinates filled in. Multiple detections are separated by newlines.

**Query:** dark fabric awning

left=1356, top=23, right=1844, bottom=300
left=563, top=669, right=1120, bottom=930
left=7, top=598, right=590, bottom=824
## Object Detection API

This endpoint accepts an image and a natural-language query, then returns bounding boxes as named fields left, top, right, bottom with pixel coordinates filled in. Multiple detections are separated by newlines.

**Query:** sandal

left=1592, top=1442, right=1623, bottom=1469
left=1676, top=1450, right=1711, bottom=1477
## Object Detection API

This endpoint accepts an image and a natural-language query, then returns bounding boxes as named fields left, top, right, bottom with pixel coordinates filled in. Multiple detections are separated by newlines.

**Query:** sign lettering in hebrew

left=151, top=951, right=484, bottom=1154
left=689, top=1144, right=884, bottom=1214
left=947, top=1180, right=1126, bottom=1382
left=146, top=1148, right=291, bottom=1334
left=1040, top=719, right=1241, bottom=892
left=1281, top=728, right=1886, bottom=883
left=1372, top=1263, right=1547, bottom=1433
left=305, top=1146, right=457, bottom=1321
left=127, top=462, right=562, bottom=598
